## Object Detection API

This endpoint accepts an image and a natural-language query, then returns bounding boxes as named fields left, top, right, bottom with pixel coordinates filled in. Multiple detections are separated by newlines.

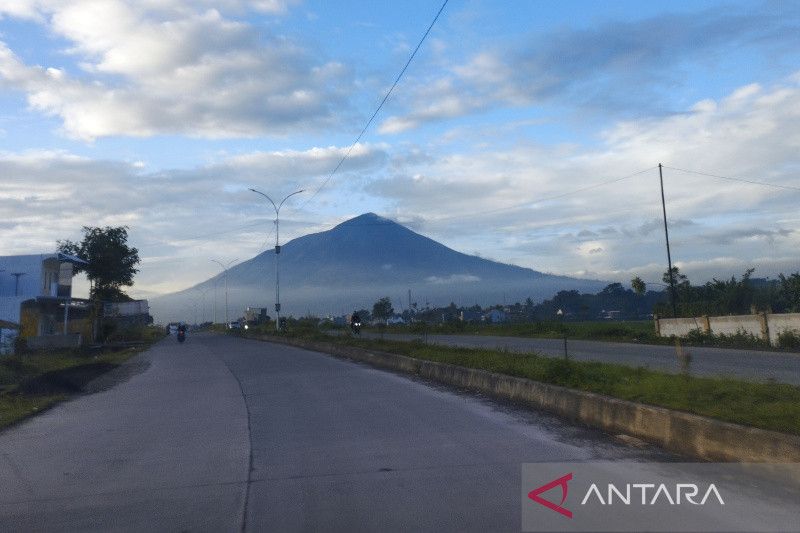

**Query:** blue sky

left=1, top=0, right=799, bottom=298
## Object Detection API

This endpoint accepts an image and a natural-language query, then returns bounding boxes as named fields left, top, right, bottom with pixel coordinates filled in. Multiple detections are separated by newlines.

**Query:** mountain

left=150, top=213, right=606, bottom=322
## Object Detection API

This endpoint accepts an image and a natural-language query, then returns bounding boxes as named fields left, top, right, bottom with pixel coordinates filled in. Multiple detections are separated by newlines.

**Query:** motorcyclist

left=350, top=313, right=361, bottom=336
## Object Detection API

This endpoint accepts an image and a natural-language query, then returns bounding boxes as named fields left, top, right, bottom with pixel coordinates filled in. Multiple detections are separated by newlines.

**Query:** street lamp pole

left=211, top=258, right=238, bottom=326
left=249, top=188, right=304, bottom=331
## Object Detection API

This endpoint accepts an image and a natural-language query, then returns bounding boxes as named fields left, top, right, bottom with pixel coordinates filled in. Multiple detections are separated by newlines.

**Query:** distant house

left=601, top=310, right=621, bottom=320
left=460, top=309, right=483, bottom=323
left=484, top=309, right=508, bottom=324
left=0, top=253, right=90, bottom=349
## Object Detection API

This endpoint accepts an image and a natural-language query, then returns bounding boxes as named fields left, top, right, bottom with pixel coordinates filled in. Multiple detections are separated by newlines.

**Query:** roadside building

left=104, top=300, right=151, bottom=328
left=244, top=307, right=269, bottom=324
left=459, top=309, right=483, bottom=323
left=0, top=253, right=90, bottom=349
left=484, top=309, right=508, bottom=324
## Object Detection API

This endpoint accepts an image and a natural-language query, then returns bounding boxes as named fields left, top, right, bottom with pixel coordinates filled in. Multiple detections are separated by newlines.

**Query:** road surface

left=354, top=332, right=800, bottom=385
left=1, top=333, right=797, bottom=532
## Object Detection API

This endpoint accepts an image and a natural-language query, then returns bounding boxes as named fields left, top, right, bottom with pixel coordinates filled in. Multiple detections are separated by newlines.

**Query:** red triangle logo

left=528, top=472, right=573, bottom=519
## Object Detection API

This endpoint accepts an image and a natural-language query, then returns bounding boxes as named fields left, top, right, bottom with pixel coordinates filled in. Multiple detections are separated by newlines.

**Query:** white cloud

left=0, top=1, right=347, bottom=139
left=369, top=75, right=800, bottom=282
left=0, top=143, right=388, bottom=294
left=378, top=5, right=800, bottom=133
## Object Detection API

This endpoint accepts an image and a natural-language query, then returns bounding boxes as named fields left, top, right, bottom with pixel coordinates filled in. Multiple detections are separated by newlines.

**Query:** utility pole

left=659, top=163, right=678, bottom=318
left=249, top=188, right=304, bottom=331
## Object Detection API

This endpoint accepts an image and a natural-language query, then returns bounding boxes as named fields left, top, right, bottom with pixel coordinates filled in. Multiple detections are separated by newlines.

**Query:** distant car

left=228, top=321, right=241, bottom=329
left=167, top=322, right=180, bottom=335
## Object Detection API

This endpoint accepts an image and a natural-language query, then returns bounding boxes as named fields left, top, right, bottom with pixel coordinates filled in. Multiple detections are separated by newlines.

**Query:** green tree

left=631, top=276, right=646, bottom=295
left=662, top=266, right=690, bottom=289
left=58, top=226, right=140, bottom=302
left=779, top=272, right=800, bottom=312
left=372, top=297, right=394, bottom=323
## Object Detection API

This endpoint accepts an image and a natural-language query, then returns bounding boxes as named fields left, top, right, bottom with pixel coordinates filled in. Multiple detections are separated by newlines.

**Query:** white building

left=0, top=253, right=87, bottom=342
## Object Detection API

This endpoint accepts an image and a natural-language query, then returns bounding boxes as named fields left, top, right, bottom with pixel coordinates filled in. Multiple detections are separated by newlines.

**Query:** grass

left=250, top=328, right=800, bottom=437
left=400, top=320, right=660, bottom=342
left=0, top=327, right=164, bottom=430
left=362, top=320, right=796, bottom=351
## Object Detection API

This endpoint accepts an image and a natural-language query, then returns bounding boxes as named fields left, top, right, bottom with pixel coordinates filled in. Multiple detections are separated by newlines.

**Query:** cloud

left=0, top=2, right=347, bottom=139
left=367, top=75, right=800, bottom=282
left=379, top=4, right=800, bottom=132
left=0, top=143, right=388, bottom=294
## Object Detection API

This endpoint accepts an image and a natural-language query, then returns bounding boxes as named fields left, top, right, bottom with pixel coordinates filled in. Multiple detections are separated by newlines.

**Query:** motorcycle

left=350, top=321, right=361, bottom=336
left=177, top=328, right=186, bottom=343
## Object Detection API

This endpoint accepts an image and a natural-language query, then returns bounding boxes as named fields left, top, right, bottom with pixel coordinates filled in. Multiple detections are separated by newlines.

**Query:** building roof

left=57, top=252, right=88, bottom=265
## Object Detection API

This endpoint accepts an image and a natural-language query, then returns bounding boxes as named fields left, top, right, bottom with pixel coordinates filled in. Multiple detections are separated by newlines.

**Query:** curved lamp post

left=211, top=258, right=238, bottom=327
left=249, top=188, right=304, bottom=331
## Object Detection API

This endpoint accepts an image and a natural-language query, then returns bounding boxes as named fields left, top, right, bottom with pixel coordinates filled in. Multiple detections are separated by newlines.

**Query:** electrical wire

left=663, top=165, right=800, bottom=192
left=298, top=0, right=450, bottom=209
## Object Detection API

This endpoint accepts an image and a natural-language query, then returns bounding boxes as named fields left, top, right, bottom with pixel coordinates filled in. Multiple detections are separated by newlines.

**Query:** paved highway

left=1, top=334, right=797, bottom=531
left=356, top=332, right=800, bottom=385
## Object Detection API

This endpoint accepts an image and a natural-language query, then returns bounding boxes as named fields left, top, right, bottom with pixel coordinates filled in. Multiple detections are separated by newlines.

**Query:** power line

left=298, top=0, right=450, bottom=209
left=663, top=165, right=800, bottom=192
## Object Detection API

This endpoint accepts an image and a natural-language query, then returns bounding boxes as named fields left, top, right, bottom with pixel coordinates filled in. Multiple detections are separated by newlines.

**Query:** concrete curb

left=251, top=334, right=800, bottom=463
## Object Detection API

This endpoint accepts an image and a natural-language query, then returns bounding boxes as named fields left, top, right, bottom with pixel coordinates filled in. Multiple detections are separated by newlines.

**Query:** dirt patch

left=18, top=363, right=119, bottom=395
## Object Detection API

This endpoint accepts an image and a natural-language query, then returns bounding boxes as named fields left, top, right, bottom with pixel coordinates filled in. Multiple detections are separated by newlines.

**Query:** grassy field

left=0, top=328, right=164, bottom=430
left=252, top=328, right=800, bottom=436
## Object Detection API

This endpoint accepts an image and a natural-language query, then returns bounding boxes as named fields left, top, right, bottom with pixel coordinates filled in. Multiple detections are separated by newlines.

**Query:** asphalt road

left=356, top=332, right=800, bottom=385
left=1, top=333, right=798, bottom=532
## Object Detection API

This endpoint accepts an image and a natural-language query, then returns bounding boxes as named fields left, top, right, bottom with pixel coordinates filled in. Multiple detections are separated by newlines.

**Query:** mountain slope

left=151, top=213, right=606, bottom=322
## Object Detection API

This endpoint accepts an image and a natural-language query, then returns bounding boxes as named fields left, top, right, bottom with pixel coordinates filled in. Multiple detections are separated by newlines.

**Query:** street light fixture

left=211, top=258, right=238, bottom=327
left=249, top=188, right=304, bottom=331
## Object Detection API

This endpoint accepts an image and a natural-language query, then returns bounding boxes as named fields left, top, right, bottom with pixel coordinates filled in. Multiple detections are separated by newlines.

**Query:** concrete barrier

left=657, top=312, right=800, bottom=346
left=254, top=334, right=800, bottom=463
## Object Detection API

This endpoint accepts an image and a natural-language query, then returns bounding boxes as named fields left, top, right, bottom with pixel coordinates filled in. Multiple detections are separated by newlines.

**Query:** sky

left=0, top=0, right=799, bottom=299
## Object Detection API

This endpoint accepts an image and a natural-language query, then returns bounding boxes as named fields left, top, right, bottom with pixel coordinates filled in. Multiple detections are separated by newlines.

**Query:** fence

left=655, top=312, right=800, bottom=346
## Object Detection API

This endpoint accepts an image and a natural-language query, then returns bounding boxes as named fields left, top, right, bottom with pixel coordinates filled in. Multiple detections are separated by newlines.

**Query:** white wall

left=657, top=313, right=800, bottom=346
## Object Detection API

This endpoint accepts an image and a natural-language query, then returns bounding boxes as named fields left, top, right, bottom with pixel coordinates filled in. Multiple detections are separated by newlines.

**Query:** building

left=484, top=309, right=508, bottom=324
left=244, top=307, right=269, bottom=324
left=104, top=300, right=151, bottom=328
left=0, top=253, right=90, bottom=350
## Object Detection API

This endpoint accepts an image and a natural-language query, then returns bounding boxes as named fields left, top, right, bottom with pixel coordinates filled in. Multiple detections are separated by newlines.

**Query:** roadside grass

left=397, top=320, right=659, bottom=342
left=0, top=327, right=164, bottom=430
left=253, top=329, right=800, bottom=436
left=361, top=320, right=796, bottom=352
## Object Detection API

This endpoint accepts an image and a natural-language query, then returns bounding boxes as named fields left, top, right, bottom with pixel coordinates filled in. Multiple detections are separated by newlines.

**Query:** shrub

left=777, top=329, right=800, bottom=349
